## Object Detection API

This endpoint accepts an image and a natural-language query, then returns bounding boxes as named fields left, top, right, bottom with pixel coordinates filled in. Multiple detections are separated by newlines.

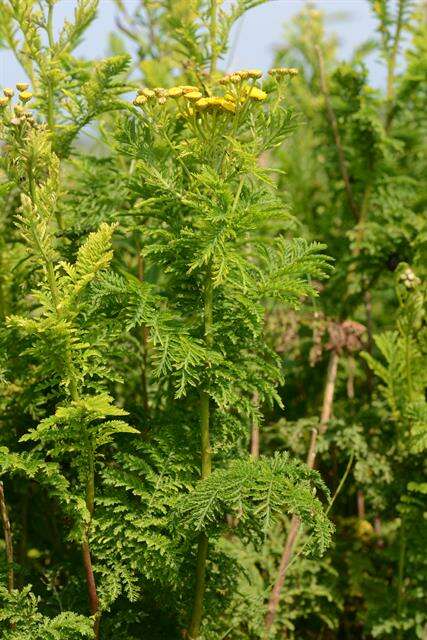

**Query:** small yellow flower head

left=14, top=104, right=25, bottom=115
left=138, top=87, right=155, bottom=98
left=180, top=86, right=199, bottom=94
left=269, top=67, right=299, bottom=78
left=229, top=74, right=241, bottom=84
left=16, top=82, right=29, bottom=92
left=185, top=91, right=203, bottom=101
left=154, top=87, right=167, bottom=97
left=246, top=69, right=263, bottom=79
left=195, top=96, right=235, bottom=114
left=168, top=87, right=184, bottom=98
left=133, top=95, right=148, bottom=107
left=0, top=97, right=9, bottom=108
left=158, top=96, right=167, bottom=105
left=219, top=98, right=236, bottom=114
left=19, top=91, right=33, bottom=103
left=4, top=88, right=14, bottom=98
left=245, top=86, right=267, bottom=101
left=219, top=75, right=231, bottom=85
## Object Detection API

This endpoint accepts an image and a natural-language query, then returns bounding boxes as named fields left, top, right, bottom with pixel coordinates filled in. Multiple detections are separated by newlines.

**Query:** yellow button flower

left=138, top=88, right=155, bottom=98
left=245, top=86, right=267, bottom=101
left=185, top=91, right=203, bottom=101
left=181, top=86, right=199, bottom=94
left=3, top=88, right=14, bottom=98
left=133, top=95, right=147, bottom=106
left=168, top=87, right=183, bottom=98
left=16, top=82, right=29, bottom=92
left=19, top=91, right=33, bottom=103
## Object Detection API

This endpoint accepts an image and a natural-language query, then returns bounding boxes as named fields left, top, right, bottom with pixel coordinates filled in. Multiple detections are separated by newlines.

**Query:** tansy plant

left=91, top=64, right=334, bottom=638
left=5, top=1, right=425, bottom=640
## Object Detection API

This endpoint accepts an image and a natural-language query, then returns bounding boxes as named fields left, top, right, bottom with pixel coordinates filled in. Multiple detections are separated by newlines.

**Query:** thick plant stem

left=264, top=350, right=339, bottom=634
left=0, top=482, right=14, bottom=592
left=188, top=269, right=213, bottom=640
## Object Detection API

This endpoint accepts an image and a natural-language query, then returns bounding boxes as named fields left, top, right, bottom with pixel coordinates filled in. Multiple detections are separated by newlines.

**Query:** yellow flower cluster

left=132, top=77, right=268, bottom=116
left=268, top=67, right=299, bottom=77
left=0, top=83, right=32, bottom=110
left=134, top=85, right=201, bottom=106
left=219, top=69, right=263, bottom=85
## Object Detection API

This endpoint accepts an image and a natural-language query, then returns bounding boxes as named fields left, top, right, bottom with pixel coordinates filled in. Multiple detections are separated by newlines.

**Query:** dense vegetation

left=0, top=1, right=425, bottom=638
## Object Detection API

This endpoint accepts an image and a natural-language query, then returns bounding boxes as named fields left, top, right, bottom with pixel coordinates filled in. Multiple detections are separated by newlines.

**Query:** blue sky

left=0, top=1, right=386, bottom=89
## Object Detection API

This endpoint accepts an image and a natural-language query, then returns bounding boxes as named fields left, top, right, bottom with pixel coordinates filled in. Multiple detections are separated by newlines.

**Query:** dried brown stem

left=315, top=45, right=359, bottom=222
left=264, top=350, right=339, bottom=633
left=0, top=482, right=14, bottom=592
left=82, top=536, right=100, bottom=637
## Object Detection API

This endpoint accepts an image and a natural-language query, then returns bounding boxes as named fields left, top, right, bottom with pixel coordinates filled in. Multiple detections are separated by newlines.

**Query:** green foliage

left=0, top=1, right=425, bottom=639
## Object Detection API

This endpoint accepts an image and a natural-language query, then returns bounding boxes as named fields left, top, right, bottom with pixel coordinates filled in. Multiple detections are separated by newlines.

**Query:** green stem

left=396, top=518, right=406, bottom=640
left=387, top=0, right=405, bottom=103
left=188, top=267, right=213, bottom=639
left=46, top=2, right=55, bottom=130
left=210, top=0, right=218, bottom=75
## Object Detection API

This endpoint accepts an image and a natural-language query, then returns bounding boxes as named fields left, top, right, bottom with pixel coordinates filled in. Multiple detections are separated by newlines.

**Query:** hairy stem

left=264, top=350, right=339, bottom=633
left=0, top=482, right=14, bottom=592
left=188, top=267, right=213, bottom=640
